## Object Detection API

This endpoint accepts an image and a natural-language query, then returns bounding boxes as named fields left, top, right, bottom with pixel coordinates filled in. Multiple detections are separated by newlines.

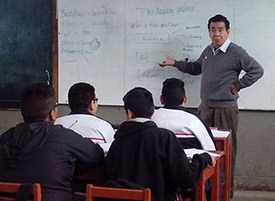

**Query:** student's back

left=0, top=83, right=104, bottom=201
left=106, top=120, right=212, bottom=201
left=56, top=113, right=114, bottom=142
left=105, top=87, right=212, bottom=201
left=0, top=121, right=103, bottom=201
left=55, top=82, right=115, bottom=153
left=151, top=78, right=216, bottom=150
left=152, top=106, right=216, bottom=150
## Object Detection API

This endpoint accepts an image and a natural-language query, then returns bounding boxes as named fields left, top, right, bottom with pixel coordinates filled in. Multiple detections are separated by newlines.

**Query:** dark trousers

left=198, top=104, right=239, bottom=198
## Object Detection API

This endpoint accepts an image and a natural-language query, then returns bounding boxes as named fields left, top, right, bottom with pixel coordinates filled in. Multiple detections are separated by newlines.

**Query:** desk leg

left=211, top=158, right=220, bottom=201
left=224, top=137, right=232, bottom=201
left=195, top=158, right=220, bottom=201
left=195, top=175, right=206, bottom=201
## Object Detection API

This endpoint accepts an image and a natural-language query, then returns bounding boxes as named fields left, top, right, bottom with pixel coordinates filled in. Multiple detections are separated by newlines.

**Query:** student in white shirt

left=151, top=78, right=216, bottom=150
left=55, top=82, right=115, bottom=152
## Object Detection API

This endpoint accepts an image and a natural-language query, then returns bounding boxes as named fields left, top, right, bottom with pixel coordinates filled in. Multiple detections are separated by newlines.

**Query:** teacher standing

left=159, top=14, right=264, bottom=198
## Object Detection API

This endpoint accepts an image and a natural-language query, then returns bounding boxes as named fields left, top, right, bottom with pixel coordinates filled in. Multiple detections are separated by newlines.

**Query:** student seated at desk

left=55, top=82, right=115, bottom=152
left=151, top=78, right=216, bottom=150
left=0, top=83, right=104, bottom=201
left=105, top=87, right=215, bottom=201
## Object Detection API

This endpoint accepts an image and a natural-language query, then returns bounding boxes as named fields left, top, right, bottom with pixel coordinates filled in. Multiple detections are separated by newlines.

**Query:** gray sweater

left=174, top=42, right=264, bottom=108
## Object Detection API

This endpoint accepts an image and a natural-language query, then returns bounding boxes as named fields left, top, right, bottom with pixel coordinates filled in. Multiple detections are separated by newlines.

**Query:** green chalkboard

left=0, top=0, right=53, bottom=108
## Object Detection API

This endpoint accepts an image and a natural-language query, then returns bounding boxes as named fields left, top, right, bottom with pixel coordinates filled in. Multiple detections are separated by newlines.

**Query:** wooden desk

left=212, top=130, right=232, bottom=201
left=193, top=151, right=223, bottom=201
left=74, top=151, right=223, bottom=201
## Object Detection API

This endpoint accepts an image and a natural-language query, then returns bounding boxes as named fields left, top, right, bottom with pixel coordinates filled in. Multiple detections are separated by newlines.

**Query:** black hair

left=208, top=14, right=230, bottom=30
left=123, top=87, right=154, bottom=118
left=161, top=78, right=185, bottom=106
left=68, top=82, right=96, bottom=112
left=20, top=82, right=56, bottom=122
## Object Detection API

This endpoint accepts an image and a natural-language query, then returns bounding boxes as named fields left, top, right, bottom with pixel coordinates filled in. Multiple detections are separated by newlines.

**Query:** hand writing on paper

left=159, top=57, right=176, bottom=67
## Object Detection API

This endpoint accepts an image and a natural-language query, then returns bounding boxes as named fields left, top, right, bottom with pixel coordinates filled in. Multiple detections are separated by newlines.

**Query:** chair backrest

left=86, top=184, right=151, bottom=201
left=0, top=182, right=42, bottom=201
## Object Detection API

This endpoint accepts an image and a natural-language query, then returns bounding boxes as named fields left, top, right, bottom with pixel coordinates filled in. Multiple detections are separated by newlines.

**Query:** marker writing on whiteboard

left=46, top=70, right=50, bottom=85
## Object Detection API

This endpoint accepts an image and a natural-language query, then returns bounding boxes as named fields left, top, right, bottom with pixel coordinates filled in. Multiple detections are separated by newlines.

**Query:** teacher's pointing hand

left=159, top=57, right=176, bottom=67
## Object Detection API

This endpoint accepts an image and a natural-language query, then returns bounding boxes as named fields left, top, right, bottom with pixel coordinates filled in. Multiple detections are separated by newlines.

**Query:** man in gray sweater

left=159, top=14, right=264, bottom=198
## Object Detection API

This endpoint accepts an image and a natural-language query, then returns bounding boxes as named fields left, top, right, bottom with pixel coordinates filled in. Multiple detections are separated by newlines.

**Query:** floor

left=231, top=190, right=275, bottom=201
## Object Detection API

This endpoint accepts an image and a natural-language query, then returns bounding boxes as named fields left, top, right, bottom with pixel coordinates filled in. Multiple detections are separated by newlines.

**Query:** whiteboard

left=58, top=0, right=274, bottom=110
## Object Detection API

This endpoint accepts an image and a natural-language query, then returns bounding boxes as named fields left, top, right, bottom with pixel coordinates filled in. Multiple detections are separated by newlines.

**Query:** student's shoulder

left=165, top=108, right=202, bottom=124
left=157, top=126, right=173, bottom=133
left=49, top=124, right=103, bottom=154
left=154, top=127, right=184, bottom=148
left=55, top=114, right=74, bottom=125
left=51, top=123, right=84, bottom=139
left=94, top=116, right=113, bottom=126
left=0, top=126, right=16, bottom=141
left=69, top=114, right=113, bottom=127
left=140, top=120, right=172, bottom=134
left=183, top=108, right=204, bottom=120
left=155, top=126, right=177, bottom=139
left=154, top=107, right=190, bottom=117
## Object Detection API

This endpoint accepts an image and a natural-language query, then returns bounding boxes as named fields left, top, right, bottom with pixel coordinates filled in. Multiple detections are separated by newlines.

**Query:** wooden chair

left=0, top=182, right=42, bottom=201
left=86, top=184, right=151, bottom=201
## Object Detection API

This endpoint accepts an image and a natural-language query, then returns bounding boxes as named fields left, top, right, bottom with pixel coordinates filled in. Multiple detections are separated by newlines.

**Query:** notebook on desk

left=211, top=129, right=230, bottom=138
left=184, top=148, right=221, bottom=158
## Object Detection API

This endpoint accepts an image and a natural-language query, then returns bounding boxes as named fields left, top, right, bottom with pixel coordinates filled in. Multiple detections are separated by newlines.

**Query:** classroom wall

left=0, top=107, right=274, bottom=191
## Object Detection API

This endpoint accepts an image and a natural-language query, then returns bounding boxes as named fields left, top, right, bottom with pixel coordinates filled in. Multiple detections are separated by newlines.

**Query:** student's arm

left=64, top=129, right=104, bottom=167
left=200, top=119, right=217, bottom=148
left=191, top=117, right=216, bottom=151
left=193, top=114, right=217, bottom=149
left=164, top=130, right=212, bottom=189
left=185, top=109, right=217, bottom=149
left=103, top=123, right=116, bottom=143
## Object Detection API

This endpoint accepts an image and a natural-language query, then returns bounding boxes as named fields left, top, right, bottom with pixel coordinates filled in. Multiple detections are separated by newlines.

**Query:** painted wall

left=0, top=106, right=274, bottom=190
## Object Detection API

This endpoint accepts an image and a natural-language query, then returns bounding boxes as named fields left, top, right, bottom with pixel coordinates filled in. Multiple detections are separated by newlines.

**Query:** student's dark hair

left=208, top=14, right=230, bottom=30
left=161, top=78, right=186, bottom=106
left=123, top=87, right=154, bottom=118
left=68, top=82, right=96, bottom=112
left=20, top=82, right=56, bottom=122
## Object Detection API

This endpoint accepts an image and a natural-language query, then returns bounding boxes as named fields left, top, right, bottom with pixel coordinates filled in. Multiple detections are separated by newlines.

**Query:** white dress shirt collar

left=211, top=38, right=231, bottom=55
left=130, top=117, right=151, bottom=123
